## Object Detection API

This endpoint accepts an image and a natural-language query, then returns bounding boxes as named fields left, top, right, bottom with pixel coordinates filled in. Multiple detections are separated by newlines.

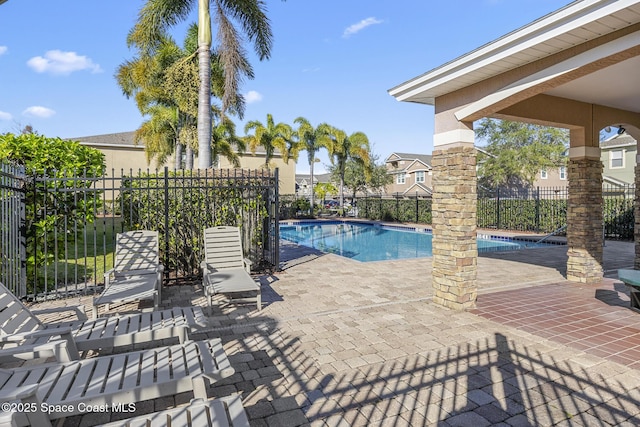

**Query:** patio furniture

left=99, top=396, right=249, bottom=427
left=0, top=338, right=234, bottom=427
left=0, top=280, right=209, bottom=362
left=617, top=269, right=640, bottom=309
left=93, top=230, right=163, bottom=318
left=201, top=226, right=261, bottom=310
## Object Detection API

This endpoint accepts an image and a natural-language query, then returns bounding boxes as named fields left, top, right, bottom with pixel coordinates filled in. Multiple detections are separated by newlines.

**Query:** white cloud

left=245, top=90, right=263, bottom=104
left=0, top=111, right=12, bottom=121
left=23, top=106, right=56, bottom=118
left=343, top=17, right=383, bottom=38
left=27, top=50, right=103, bottom=75
left=0, top=46, right=7, bottom=56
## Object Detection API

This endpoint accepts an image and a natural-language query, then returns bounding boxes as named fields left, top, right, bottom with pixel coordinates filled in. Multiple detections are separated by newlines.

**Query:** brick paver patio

left=23, top=239, right=640, bottom=426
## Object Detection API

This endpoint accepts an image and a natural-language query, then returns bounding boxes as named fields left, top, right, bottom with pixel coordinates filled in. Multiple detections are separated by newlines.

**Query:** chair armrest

left=31, top=305, right=87, bottom=322
left=0, top=327, right=74, bottom=343
left=0, top=384, right=39, bottom=402
left=103, top=268, right=116, bottom=279
left=0, top=339, right=77, bottom=363
left=200, top=262, right=217, bottom=274
left=243, top=258, right=253, bottom=273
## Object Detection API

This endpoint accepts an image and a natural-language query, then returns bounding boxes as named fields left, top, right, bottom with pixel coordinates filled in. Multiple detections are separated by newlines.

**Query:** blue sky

left=1, top=0, right=571, bottom=173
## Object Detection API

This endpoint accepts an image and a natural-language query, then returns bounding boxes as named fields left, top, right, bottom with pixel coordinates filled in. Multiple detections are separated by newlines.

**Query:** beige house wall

left=79, top=139, right=296, bottom=195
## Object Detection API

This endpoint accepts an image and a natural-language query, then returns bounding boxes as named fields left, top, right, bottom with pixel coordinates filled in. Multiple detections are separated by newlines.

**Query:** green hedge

left=119, top=170, right=269, bottom=276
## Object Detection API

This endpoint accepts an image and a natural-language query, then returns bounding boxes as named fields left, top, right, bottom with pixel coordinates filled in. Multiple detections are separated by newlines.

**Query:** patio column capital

left=433, top=128, right=475, bottom=149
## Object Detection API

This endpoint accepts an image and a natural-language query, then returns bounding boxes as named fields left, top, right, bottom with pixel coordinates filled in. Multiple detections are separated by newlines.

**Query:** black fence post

left=416, top=192, right=419, bottom=224
left=535, top=187, right=540, bottom=233
left=163, top=167, right=170, bottom=282
left=496, top=188, right=501, bottom=230
left=273, top=168, right=280, bottom=270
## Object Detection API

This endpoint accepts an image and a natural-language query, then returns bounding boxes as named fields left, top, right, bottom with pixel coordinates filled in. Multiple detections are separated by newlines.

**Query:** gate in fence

left=3, top=163, right=279, bottom=299
left=0, top=162, right=26, bottom=296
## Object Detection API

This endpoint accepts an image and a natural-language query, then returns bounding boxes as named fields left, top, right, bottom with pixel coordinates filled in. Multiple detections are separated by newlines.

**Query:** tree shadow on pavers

left=299, top=332, right=640, bottom=426
left=193, top=319, right=316, bottom=427
left=279, top=240, right=326, bottom=270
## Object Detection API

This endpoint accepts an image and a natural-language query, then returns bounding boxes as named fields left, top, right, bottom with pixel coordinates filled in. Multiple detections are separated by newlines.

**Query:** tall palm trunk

left=197, top=0, right=212, bottom=169
left=175, top=142, right=183, bottom=169
left=309, top=158, right=315, bottom=209
left=186, top=145, right=194, bottom=170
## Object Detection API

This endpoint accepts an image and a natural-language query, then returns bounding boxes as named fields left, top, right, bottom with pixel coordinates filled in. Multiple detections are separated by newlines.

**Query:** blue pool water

left=280, top=221, right=560, bottom=262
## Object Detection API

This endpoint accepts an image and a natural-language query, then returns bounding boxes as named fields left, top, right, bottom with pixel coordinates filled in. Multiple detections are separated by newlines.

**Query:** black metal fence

left=0, top=162, right=26, bottom=296
left=282, top=184, right=635, bottom=240
left=2, top=163, right=279, bottom=298
left=477, top=186, right=568, bottom=234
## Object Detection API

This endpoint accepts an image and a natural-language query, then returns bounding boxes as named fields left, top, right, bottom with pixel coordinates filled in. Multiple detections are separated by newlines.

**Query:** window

left=415, top=171, right=425, bottom=183
left=610, top=150, right=624, bottom=168
left=396, top=172, right=406, bottom=184
left=540, top=169, right=548, bottom=179
left=559, top=166, right=566, bottom=180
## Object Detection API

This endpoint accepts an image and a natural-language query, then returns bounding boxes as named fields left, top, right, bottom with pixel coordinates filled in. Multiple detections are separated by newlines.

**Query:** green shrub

left=0, top=133, right=105, bottom=292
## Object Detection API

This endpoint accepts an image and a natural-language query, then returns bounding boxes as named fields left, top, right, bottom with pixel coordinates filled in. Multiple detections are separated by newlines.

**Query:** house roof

left=600, top=132, right=637, bottom=148
left=73, top=131, right=283, bottom=156
left=295, top=173, right=331, bottom=184
left=385, top=152, right=433, bottom=165
left=388, top=0, right=640, bottom=115
left=73, top=131, right=139, bottom=148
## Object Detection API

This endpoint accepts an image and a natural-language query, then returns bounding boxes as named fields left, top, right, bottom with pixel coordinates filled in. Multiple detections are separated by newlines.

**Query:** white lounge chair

left=0, top=281, right=208, bottom=362
left=99, top=396, right=249, bottom=427
left=0, top=338, right=234, bottom=427
left=93, top=230, right=164, bottom=319
left=201, top=226, right=261, bottom=310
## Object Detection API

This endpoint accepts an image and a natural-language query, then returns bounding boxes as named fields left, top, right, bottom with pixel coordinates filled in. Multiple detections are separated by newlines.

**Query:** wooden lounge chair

left=99, top=396, right=249, bottom=427
left=201, top=226, right=261, bottom=310
left=617, top=269, right=640, bottom=309
left=0, top=338, right=234, bottom=427
left=93, top=230, right=164, bottom=318
left=0, top=281, right=208, bottom=362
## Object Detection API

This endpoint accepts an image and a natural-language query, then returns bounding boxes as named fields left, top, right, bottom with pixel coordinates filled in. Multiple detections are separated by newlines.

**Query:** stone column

left=566, top=155, right=603, bottom=283
left=431, top=142, right=477, bottom=310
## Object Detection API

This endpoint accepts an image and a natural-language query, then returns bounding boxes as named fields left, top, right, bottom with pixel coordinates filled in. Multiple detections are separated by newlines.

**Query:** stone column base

left=567, top=157, right=603, bottom=284
left=431, top=145, right=477, bottom=310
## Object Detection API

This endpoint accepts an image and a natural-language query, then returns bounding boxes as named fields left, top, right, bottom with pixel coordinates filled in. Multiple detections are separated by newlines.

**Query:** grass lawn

left=36, top=216, right=125, bottom=292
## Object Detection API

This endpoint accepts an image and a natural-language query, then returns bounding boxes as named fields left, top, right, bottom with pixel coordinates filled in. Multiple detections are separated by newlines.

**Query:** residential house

left=533, top=165, right=568, bottom=188
left=295, top=173, right=331, bottom=199
left=72, top=131, right=296, bottom=194
left=600, top=133, right=636, bottom=188
left=384, top=152, right=433, bottom=197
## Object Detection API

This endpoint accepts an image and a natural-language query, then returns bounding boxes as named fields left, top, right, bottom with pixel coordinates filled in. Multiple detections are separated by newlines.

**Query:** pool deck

left=22, top=239, right=640, bottom=426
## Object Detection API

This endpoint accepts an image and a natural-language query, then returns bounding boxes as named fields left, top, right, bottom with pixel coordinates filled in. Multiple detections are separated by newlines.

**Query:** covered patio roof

left=389, top=0, right=640, bottom=133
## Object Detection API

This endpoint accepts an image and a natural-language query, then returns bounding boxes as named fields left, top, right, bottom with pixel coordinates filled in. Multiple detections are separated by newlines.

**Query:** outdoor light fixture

left=617, top=126, right=627, bottom=135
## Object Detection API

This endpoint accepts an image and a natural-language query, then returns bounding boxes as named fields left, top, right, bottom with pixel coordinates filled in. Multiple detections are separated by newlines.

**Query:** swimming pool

left=280, top=221, right=561, bottom=262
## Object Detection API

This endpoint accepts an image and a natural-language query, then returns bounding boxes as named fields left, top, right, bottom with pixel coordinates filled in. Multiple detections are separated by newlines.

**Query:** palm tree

left=294, top=117, right=330, bottom=209
left=323, top=126, right=372, bottom=206
left=128, top=0, right=273, bottom=169
left=244, top=114, right=292, bottom=170
left=212, top=117, right=245, bottom=168
left=116, top=35, right=185, bottom=167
